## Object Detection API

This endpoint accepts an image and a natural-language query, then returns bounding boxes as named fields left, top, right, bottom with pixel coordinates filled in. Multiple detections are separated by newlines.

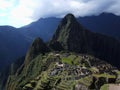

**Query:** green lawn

left=61, top=55, right=76, bottom=65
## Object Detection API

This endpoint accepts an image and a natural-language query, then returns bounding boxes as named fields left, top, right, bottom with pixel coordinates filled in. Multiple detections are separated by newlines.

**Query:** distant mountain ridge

left=78, top=13, right=120, bottom=40
left=19, top=17, right=60, bottom=41
left=19, top=13, right=120, bottom=41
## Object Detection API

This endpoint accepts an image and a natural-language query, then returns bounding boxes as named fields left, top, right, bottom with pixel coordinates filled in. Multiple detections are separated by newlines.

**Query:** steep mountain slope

left=6, top=37, right=51, bottom=90
left=0, top=26, right=30, bottom=89
left=12, top=38, right=50, bottom=79
left=49, top=14, right=120, bottom=68
left=0, top=56, right=25, bottom=90
left=24, top=38, right=50, bottom=66
left=0, top=26, right=31, bottom=71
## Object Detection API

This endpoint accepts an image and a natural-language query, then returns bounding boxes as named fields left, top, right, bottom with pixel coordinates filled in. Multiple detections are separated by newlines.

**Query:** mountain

left=19, top=17, right=60, bottom=41
left=5, top=13, right=120, bottom=90
left=0, top=26, right=31, bottom=89
left=24, top=37, right=50, bottom=66
left=6, top=52, right=119, bottom=90
left=0, top=13, right=120, bottom=71
left=10, top=38, right=50, bottom=80
left=19, top=13, right=120, bottom=41
left=0, top=26, right=31, bottom=71
left=78, top=13, right=120, bottom=40
left=0, top=18, right=59, bottom=71
left=0, top=56, right=25, bottom=90
left=49, top=13, right=120, bottom=68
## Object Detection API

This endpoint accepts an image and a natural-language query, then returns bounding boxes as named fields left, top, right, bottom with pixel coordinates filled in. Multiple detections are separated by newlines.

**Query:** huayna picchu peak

left=49, top=13, right=85, bottom=51
left=62, top=13, right=79, bottom=25
left=49, top=13, right=120, bottom=68
left=2, top=13, right=120, bottom=90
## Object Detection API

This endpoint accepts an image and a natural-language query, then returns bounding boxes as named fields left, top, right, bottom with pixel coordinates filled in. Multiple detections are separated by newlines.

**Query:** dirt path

left=109, top=84, right=120, bottom=90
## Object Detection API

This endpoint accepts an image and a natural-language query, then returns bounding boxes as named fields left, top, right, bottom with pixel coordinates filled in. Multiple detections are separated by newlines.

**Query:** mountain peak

left=49, top=13, right=86, bottom=51
left=61, top=13, right=77, bottom=26
left=49, top=13, right=120, bottom=68
left=24, top=37, right=49, bottom=65
left=64, top=13, right=75, bottom=21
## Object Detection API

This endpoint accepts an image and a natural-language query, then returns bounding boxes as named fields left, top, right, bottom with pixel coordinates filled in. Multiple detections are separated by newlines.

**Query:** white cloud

left=0, top=0, right=120, bottom=27
left=0, top=0, right=12, bottom=10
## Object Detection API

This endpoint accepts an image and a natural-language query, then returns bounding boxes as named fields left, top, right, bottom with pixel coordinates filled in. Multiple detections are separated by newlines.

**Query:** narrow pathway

left=109, top=84, right=120, bottom=90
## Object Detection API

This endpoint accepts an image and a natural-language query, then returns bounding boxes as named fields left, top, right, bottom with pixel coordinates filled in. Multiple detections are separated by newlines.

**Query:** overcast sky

left=0, top=0, right=120, bottom=27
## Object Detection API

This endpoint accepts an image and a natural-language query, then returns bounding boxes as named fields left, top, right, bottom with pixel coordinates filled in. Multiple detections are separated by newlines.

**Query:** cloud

left=0, top=0, right=120, bottom=27
left=30, top=0, right=117, bottom=19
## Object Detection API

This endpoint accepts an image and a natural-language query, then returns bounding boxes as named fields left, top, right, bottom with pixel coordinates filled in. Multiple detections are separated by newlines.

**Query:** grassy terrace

left=77, top=76, right=93, bottom=86
left=100, top=84, right=109, bottom=90
left=61, top=54, right=81, bottom=65
left=93, top=73, right=116, bottom=78
left=61, top=55, right=75, bottom=65
left=116, top=70, right=120, bottom=75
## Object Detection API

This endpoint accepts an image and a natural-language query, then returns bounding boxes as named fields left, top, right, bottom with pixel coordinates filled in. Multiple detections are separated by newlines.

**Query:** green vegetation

left=61, top=55, right=77, bottom=65
left=100, top=84, right=109, bottom=90
left=115, top=70, right=120, bottom=75
left=78, top=76, right=93, bottom=86
left=62, top=57, right=73, bottom=65
left=93, top=73, right=116, bottom=78
left=89, top=67, right=99, bottom=73
left=6, top=52, right=120, bottom=90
